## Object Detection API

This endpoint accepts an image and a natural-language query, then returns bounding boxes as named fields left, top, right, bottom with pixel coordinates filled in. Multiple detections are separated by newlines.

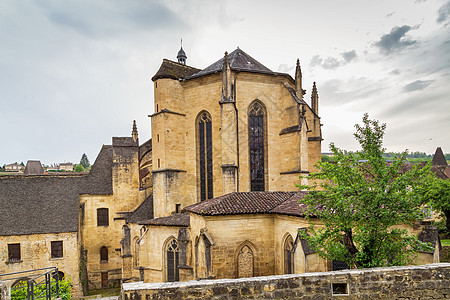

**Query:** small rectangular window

left=175, top=204, right=181, bottom=214
left=51, top=241, right=63, bottom=258
left=97, top=208, right=109, bottom=226
left=8, top=243, right=21, bottom=262
left=332, top=283, right=349, bottom=295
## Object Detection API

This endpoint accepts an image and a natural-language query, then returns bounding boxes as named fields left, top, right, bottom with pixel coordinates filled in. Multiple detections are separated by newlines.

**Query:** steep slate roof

left=0, top=175, right=85, bottom=235
left=151, top=59, right=200, bottom=81
left=81, top=145, right=113, bottom=195
left=127, top=195, right=154, bottom=223
left=24, top=160, right=44, bottom=175
left=188, top=48, right=274, bottom=79
left=432, top=147, right=448, bottom=166
left=0, top=146, right=114, bottom=236
left=139, top=213, right=190, bottom=227
left=183, top=191, right=309, bottom=217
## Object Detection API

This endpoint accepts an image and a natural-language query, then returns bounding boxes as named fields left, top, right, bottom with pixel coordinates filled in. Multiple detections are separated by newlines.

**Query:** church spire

left=295, top=59, right=304, bottom=99
left=222, top=51, right=233, bottom=101
left=177, top=39, right=187, bottom=65
left=132, top=120, right=138, bottom=142
left=311, top=82, right=319, bottom=115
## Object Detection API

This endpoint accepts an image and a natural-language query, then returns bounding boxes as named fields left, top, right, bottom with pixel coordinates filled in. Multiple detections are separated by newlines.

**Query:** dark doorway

left=101, top=272, right=108, bottom=288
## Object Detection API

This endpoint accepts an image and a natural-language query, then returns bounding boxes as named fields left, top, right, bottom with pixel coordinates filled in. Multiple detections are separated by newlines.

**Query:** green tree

left=74, top=164, right=85, bottom=172
left=79, top=153, right=90, bottom=169
left=421, top=177, right=450, bottom=233
left=299, top=114, right=432, bottom=269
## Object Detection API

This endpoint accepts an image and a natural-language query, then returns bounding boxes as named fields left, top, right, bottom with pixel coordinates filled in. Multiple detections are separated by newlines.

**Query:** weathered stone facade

left=0, top=232, right=81, bottom=297
left=122, top=48, right=439, bottom=285
left=122, top=263, right=450, bottom=299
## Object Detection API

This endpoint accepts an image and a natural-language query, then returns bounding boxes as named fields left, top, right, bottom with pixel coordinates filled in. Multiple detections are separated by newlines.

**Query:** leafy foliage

left=299, top=114, right=433, bottom=268
left=11, top=276, right=71, bottom=300
left=74, top=164, right=85, bottom=172
left=79, top=153, right=90, bottom=169
left=419, top=176, right=450, bottom=234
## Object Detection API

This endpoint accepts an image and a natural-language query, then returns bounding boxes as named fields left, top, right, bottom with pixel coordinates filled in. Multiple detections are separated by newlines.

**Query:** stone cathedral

left=0, top=47, right=439, bottom=297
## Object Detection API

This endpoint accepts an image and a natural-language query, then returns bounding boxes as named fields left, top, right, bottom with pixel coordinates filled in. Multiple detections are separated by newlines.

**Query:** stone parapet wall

left=122, top=263, right=450, bottom=300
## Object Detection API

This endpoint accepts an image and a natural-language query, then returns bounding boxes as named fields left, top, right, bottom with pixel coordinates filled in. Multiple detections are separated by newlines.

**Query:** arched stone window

left=166, top=238, right=179, bottom=282
left=284, top=235, right=294, bottom=274
left=100, top=246, right=108, bottom=262
left=197, top=111, right=213, bottom=201
left=248, top=101, right=266, bottom=191
left=237, top=245, right=254, bottom=278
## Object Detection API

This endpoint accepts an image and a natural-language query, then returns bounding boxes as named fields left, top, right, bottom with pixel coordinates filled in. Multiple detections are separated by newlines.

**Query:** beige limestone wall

left=190, top=214, right=276, bottom=279
left=137, top=226, right=181, bottom=283
left=272, top=215, right=326, bottom=275
left=152, top=70, right=322, bottom=213
left=0, top=232, right=81, bottom=298
left=80, top=194, right=124, bottom=289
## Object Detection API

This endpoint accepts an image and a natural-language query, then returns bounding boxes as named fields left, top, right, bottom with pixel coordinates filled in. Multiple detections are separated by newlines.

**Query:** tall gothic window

left=248, top=101, right=265, bottom=191
left=197, top=111, right=213, bottom=201
left=284, top=235, right=294, bottom=274
left=166, top=239, right=179, bottom=282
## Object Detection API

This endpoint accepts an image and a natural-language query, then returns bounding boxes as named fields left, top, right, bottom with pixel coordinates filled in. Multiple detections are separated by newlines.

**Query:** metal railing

left=0, top=267, right=60, bottom=299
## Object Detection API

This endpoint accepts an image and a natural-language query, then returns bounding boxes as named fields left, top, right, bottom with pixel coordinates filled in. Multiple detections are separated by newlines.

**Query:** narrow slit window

left=100, top=246, right=108, bottom=262
left=197, top=112, right=213, bottom=201
left=248, top=101, right=265, bottom=191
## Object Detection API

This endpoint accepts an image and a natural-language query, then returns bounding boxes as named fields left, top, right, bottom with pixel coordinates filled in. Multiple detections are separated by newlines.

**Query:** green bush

left=74, top=164, right=85, bottom=172
left=11, top=276, right=71, bottom=300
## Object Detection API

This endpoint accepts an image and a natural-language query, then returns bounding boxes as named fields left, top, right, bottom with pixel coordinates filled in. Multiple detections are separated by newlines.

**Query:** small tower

left=132, top=120, right=138, bottom=143
left=222, top=51, right=232, bottom=102
left=311, top=82, right=319, bottom=115
left=295, top=59, right=305, bottom=99
left=177, top=40, right=187, bottom=65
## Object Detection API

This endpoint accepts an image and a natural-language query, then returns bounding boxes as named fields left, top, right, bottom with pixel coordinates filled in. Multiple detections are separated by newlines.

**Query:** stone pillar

left=220, top=52, right=238, bottom=194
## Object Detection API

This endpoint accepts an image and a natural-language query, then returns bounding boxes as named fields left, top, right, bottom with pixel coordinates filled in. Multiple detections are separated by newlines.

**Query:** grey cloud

left=310, top=55, right=340, bottom=70
left=342, top=50, right=357, bottom=62
left=43, top=1, right=185, bottom=38
left=386, top=12, right=395, bottom=18
left=403, top=80, right=434, bottom=92
left=390, top=69, right=401, bottom=75
left=322, top=57, right=341, bottom=69
left=310, top=50, right=357, bottom=70
left=374, top=25, right=417, bottom=54
left=437, top=1, right=450, bottom=23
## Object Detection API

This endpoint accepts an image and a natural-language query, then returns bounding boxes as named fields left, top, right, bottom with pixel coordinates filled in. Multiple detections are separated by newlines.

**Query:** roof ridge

left=162, top=58, right=200, bottom=71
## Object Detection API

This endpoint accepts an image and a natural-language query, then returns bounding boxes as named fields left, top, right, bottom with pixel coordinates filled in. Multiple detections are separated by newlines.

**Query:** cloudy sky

left=1, top=0, right=449, bottom=166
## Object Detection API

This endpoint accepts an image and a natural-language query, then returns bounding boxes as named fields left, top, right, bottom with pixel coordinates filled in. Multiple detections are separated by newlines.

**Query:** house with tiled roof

left=0, top=129, right=144, bottom=296
left=4, top=163, right=23, bottom=172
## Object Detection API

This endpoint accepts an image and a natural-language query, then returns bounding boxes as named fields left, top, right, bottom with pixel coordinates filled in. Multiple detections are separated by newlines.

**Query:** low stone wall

left=122, top=263, right=450, bottom=299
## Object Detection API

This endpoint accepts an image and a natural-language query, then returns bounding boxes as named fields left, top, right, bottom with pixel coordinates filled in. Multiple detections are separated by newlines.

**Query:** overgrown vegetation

left=299, top=114, right=433, bottom=269
left=11, top=276, right=71, bottom=300
left=419, top=177, right=450, bottom=234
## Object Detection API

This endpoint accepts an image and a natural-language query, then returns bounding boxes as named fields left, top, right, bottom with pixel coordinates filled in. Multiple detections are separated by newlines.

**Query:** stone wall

left=0, top=281, right=7, bottom=300
left=122, top=263, right=450, bottom=300
left=0, top=232, right=81, bottom=298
